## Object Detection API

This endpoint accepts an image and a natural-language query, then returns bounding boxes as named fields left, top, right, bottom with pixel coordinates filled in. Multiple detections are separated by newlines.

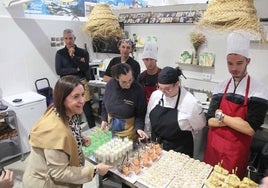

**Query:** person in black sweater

left=101, top=63, right=148, bottom=142
left=103, top=39, right=140, bottom=83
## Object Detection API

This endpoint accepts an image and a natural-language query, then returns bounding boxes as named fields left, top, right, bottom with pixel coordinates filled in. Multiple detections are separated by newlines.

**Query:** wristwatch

left=215, top=111, right=225, bottom=123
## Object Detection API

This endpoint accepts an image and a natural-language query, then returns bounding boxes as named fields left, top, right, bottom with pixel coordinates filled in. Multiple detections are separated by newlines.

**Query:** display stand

left=0, top=110, right=24, bottom=164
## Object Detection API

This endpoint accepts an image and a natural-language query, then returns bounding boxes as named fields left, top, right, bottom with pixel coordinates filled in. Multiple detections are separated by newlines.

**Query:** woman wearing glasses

left=145, top=66, right=206, bottom=157
left=103, top=39, right=140, bottom=83
left=101, top=63, right=148, bottom=142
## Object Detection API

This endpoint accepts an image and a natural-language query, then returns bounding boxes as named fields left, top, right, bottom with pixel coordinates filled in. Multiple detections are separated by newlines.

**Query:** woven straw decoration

left=84, top=4, right=125, bottom=39
left=197, top=0, right=266, bottom=42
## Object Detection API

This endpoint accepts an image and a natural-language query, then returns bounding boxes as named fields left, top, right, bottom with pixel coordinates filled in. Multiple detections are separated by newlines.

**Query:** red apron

left=204, top=76, right=252, bottom=179
left=142, top=69, right=161, bottom=104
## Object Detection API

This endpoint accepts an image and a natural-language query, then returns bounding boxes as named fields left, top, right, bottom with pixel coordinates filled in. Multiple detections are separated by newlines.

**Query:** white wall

left=0, top=3, right=120, bottom=98
left=0, top=3, right=95, bottom=97
left=0, top=2, right=268, bottom=98
left=124, top=24, right=268, bottom=92
left=114, top=3, right=268, bottom=92
left=0, top=17, right=86, bottom=97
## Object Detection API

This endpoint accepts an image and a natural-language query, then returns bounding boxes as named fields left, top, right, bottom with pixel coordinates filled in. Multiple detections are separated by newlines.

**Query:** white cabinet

left=2, top=92, right=47, bottom=153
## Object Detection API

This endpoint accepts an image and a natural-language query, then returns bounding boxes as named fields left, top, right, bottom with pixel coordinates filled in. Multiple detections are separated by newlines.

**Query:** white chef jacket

left=145, top=86, right=206, bottom=136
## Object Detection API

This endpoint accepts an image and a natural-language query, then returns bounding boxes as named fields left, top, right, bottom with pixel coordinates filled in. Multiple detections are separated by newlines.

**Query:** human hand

left=96, top=163, right=112, bottom=176
left=137, top=129, right=149, bottom=141
left=80, top=57, right=85, bottom=62
left=0, top=169, right=14, bottom=188
left=101, top=121, right=109, bottom=130
left=68, top=47, right=75, bottom=57
left=260, top=176, right=268, bottom=188
left=82, top=136, right=91, bottom=147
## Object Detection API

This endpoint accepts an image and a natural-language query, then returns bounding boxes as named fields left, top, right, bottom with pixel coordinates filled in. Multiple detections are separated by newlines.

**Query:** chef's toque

left=141, top=41, right=158, bottom=60
left=226, top=31, right=250, bottom=58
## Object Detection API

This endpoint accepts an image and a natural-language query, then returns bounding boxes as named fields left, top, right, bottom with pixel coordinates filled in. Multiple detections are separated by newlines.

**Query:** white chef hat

left=141, top=41, right=158, bottom=60
left=226, top=30, right=250, bottom=58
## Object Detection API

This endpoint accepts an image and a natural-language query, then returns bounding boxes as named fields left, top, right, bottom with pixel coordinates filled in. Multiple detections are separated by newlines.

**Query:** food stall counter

left=82, top=128, right=214, bottom=188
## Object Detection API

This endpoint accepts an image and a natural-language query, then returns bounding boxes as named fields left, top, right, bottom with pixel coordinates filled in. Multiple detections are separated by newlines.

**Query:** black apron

left=149, top=89, right=193, bottom=157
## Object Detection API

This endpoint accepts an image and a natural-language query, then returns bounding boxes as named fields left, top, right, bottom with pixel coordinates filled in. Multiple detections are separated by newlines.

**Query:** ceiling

left=1, top=0, right=32, bottom=7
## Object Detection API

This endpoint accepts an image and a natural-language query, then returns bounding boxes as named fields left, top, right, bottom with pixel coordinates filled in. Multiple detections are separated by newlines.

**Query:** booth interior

left=1, top=0, right=268, bottom=187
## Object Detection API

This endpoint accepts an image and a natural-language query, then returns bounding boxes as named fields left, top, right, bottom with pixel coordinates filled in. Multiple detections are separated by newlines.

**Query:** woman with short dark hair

left=103, top=38, right=140, bottom=83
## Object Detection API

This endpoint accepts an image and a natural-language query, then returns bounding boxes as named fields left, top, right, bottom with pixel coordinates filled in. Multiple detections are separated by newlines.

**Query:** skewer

left=121, top=154, right=126, bottom=165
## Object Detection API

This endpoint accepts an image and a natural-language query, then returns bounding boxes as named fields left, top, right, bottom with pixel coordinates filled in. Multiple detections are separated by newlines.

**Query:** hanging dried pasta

left=84, top=4, right=125, bottom=40
left=197, top=0, right=266, bottom=42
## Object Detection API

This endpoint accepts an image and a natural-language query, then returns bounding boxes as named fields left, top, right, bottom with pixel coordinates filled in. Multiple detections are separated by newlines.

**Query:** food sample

left=82, top=127, right=112, bottom=157
left=141, top=157, right=151, bottom=167
left=93, top=137, right=133, bottom=163
left=150, top=153, right=158, bottom=162
left=240, top=177, right=258, bottom=188
left=222, top=173, right=240, bottom=188
left=132, top=157, right=140, bottom=166
left=133, top=165, right=142, bottom=175
left=155, top=147, right=162, bottom=156
left=122, top=165, right=131, bottom=176
left=118, top=161, right=132, bottom=176
left=205, top=164, right=258, bottom=188
left=138, top=150, right=212, bottom=188
left=214, top=164, right=229, bottom=175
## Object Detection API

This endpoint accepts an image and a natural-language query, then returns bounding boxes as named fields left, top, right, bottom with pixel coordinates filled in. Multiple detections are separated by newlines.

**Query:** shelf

left=176, top=62, right=214, bottom=69
left=0, top=110, right=24, bottom=163
left=0, top=125, right=17, bottom=141
left=0, top=138, right=21, bottom=163
left=260, top=18, right=268, bottom=22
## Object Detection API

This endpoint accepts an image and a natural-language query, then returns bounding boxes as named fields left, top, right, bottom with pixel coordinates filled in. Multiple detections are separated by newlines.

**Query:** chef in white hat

left=137, top=41, right=161, bottom=103
left=204, top=31, right=268, bottom=179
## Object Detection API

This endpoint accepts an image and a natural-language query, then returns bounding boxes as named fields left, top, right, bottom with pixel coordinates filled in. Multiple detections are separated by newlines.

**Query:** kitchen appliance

left=2, top=91, right=46, bottom=153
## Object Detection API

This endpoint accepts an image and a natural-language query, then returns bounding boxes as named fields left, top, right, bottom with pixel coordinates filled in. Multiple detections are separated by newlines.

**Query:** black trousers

left=83, top=100, right=96, bottom=128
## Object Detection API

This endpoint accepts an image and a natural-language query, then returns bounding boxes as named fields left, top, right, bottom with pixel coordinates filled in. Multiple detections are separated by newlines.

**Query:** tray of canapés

left=117, top=142, right=163, bottom=176
left=204, top=162, right=259, bottom=188
left=136, top=150, right=213, bottom=188
left=82, top=127, right=112, bottom=157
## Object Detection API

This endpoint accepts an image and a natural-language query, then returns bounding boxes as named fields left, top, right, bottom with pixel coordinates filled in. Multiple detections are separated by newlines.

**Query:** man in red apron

left=204, top=31, right=268, bottom=179
left=138, top=41, right=161, bottom=104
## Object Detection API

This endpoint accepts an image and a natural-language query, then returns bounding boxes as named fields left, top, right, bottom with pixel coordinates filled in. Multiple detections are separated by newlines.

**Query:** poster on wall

left=24, top=0, right=148, bottom=18
left=150, top=11, right=197, bottom=24
left=50, top=37, right=64, bottom=48
left=118, top=12, right=151, bottom=24
left=119, top=10, right=204, bottom=24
